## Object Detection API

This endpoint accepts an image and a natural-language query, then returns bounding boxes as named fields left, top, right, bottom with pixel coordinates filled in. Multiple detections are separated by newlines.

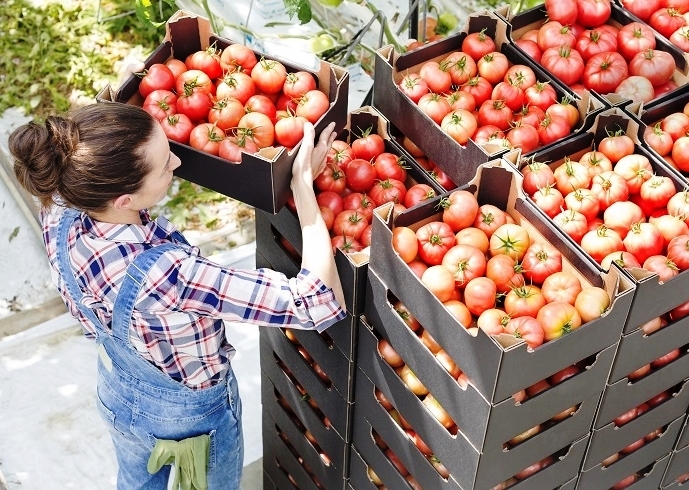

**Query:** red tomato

left=295, top=89, right=330, bottom=124
left=486, top=254, right=525, bottom=294
left=344, top=158, right=377, bottom=193
left=554, top=159, right=592, bottom=194
left=643, top=255, right=680, bottom=282
left=208, top=97, right=245, bottom=131
left=331, top=234, right=362, bottom=255
left=629, top=49, right=676, bottom=87
left=575, top=286, right=610, bottom=322
left=463, top=276, right=497, bottom=316
left=237, top=112, right=275, bottom=148
left=564, top=188, right=600, bottom=221
left=474, top=204, right=509, bottom=238
left=614, top=154, right=652, bottom=194
left=505, top=316, right=545, bottom=349
left=546, top=0, right=578, bottom=24
left=590, top=170, right=630, bottom=210
left=189, top=123, right=224, bottom=156
left=314, top=163, right=347, bottom=194
left=369, top=178, right=407, bottom=207
left=576, top=0, right=612, bottom=27
left=583, top=52, right=628, bottom=94
left=441, top=244, right=487, bottom=288
left=644, top=123, right=674, bottom=156
left=580, top=225, right=624, bottom=263
left=418, top=93, right=453, bottom=125
left=522, top=242, right=563, bottom=285
left=274, top=114, right=307, bottom=148
left=640, top=175, right=677, bottom=210
left=537, top=114, right=571, bottom=146
left=537, top=21, right=577, bottom=51
left=164, top=58, right=187, bottom=80
left=666, top=234, right=689, bottom=270
left=516, top=39, right=543, bottom=63
left=603, top=201, right=644, bottom=238
left=576, top=28, right=618, bottom=62
left=185, top=45, right=223, bottom=79
left=461, top=30, right=497, bottom=61
left=218, top=134, right=259, bottom=162
left=492, top=81, right=525, bottom=112
left=541, top=46, right=585, bottom=86
left=422, top=265, right=457, bottom=302
left=327, top=140, right=355, bottom=169
left=620, top=0, right=661, bottom=21
left=579, top=149, right=613, bottom=177
left=392, top=226, right=419, bottom=264
left=245, top=94, right=277, bottom=120
left=515, top=104, right=547, bottom=128
left=538, top=301, right=582, bottom=341
left=352, top=128, right=385, bottom=161
left=672, top=135, right=689, bottom=171
left=160, top=113, right=194, bottom=144
left=176, top=89, right=212, bottom=123
left=419, top=61, right=453, bottom=94
left=489, top=223, right=531, bottom=260
left=650, top=7, right=688, bottom=39
left=617, top=22, right=657, bottom=61
left=616, top=76, right=655, bottom=103
left=220, top=43, right=258, bottom=73
left=215, top=72, right=256, bottom=104
left=175, top=69, right=215, bottom=96
left=282, top=70, right=317, bottom=99
left=444, top=52, right=478, bottom=86
left=398, top=73, right=430, bottom=103
left=440, top=110, right=478, bottom=145
left=251, top=57, right=287, bottom=94
left=460, top=76, right=494, bottom=107
left=546, top=98, right=580, bottom=129
left=541, top=271, right=582, bottom=305
left=477, top=52, right=510, bottom=85
left=522, top=159, right=556, bottom=196
left=143, top=90, right=177, bottom=121
left=416, top=221, right=456, bottom=265
left=504, top=284, right=547, bottom=318
left=317, top=190, right=344, bottom=217
left=438, top=190, right=478, bottom=232
left=553, top=209, right=588, bottom=243
left=650, top=214, right=689, bottom=248
left=446, top=90, right=476, bottom=112
left=405, top=184, right=437, bottom=208
left=532, top=185, right=565, bottom=218
left=138, top=63, right=176, bottom=98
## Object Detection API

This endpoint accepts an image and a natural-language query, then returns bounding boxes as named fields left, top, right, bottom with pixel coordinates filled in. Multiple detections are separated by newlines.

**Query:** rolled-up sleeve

left=288, top=268, right=347, bottom=332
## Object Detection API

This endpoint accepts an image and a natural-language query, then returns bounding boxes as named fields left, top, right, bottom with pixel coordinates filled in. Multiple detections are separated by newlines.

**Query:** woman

left=9, top=102, right=345, bottom=489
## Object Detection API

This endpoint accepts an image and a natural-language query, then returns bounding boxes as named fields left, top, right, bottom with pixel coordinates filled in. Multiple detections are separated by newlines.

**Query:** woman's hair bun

left=46, top=115, right=79, bottom=171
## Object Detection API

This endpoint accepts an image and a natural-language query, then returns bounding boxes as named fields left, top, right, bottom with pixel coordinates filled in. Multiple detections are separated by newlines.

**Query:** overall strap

left=110, top=242, right=179, bottom=344
left=56, top=208, right=108, bottom=342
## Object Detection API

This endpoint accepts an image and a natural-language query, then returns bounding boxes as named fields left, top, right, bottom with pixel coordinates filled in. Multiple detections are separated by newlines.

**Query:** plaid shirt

left=42, top=205, right=345, bottom=389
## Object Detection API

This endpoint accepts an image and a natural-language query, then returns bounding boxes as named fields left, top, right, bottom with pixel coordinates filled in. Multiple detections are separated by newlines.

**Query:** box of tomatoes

left=97, top=10, right=349, bottom=214
left=371, top=8, right=602, bottom=189
left=502, top=1, right=689, bottom=109
left=253, top=105, right=449, bottom=318
left=365, top=159, right=635, bottom=405
left=517, top=108, right=689, bottom=333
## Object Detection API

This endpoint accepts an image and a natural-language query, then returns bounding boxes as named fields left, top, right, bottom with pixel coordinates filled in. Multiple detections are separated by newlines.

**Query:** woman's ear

left=112, top=194, right=135, bottom=210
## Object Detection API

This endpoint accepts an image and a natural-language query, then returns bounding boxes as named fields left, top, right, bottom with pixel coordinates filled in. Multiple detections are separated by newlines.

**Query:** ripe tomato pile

left=287, top=124, right=452, bottom=255
left=618, top=0, right=689, bottom=52
left=391, top=188, right=611, bottom=349
left=522, top=127, right=689, bottom=282
left=516, top=0, right=679, bottom=104
left=643, top=100, right=689, bottom=172
left=137, top=43, right=331, bottom=162
left=397, top=30, right=580, bottom=154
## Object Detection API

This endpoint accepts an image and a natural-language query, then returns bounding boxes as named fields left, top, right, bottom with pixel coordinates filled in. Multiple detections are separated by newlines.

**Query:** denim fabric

left=56, top=209, right=243, bottom=489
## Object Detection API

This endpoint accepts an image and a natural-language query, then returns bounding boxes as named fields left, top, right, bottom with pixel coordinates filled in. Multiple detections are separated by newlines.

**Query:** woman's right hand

left=291, top=121, right=336, bottom=189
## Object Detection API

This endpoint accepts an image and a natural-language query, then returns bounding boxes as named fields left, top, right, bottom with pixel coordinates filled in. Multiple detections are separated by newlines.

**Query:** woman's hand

left=291, top=121, right=337, bottom=189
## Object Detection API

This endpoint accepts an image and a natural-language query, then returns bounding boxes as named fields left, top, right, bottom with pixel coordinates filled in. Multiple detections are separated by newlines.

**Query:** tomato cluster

left=643, top=100, right=689, bottom=172
left=375, top=314, right=590, bottom=487
left=391, top=189, right=610, bottom=349
left=137, top=43, right=331, bottom=162
left=523, top=127, right=689, bottom=281
left=397, top=31, right=580, bottom=154
left=518, top=0, right=679, bottom=103
left=287, top=125, right=451, bottom=255
left=619, top=0, right=689, bottom=52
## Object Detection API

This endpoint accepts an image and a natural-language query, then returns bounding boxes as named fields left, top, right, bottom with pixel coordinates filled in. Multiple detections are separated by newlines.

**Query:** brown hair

left=9, top=103, right=157, bottom=212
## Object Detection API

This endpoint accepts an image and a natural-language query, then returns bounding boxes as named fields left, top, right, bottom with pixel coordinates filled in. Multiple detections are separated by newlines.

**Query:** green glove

left=147, top=434, right=210, bottom=490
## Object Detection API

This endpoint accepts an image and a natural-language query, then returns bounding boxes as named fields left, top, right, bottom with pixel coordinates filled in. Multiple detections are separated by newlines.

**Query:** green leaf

left=283, top=0, right=313, bottom=24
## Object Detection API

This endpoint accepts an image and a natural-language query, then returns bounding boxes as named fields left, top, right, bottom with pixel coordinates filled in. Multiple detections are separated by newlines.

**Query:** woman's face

left=133, top=124, right=181, bottom=209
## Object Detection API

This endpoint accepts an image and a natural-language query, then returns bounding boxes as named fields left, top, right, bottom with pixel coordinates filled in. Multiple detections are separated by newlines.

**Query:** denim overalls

left=56, top=208, right=243, bottom=490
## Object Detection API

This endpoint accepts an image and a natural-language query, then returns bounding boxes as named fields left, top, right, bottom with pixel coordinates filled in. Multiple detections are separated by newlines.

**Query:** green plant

left=0, top=0, right=172, bottom=122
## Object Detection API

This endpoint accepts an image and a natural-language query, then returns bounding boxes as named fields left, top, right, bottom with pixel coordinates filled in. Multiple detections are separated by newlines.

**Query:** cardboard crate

left=362, top=270, right=610, bottom=451
left=254, top=207, right=368, bottom=322
left=261, top=325, right=350, bottom=399
left=259, top=335, right=350, bottom=439
left=262, top=411, right=346, bottom=490
left=261, top=375, right=348, bottom=487
left=608, top=314, right=689, bottom=384
left=372, top=10, right=601, bottom=188
left=577, top=422, right=679, bottom=490
left=522, top=108, right=689, bottom=333
left=502, top=2, right=689, bottom=108
left=676, top=416, right=689, bottom=451
left=368, top=161, right=635, bottom=403
left=96, top=10, right=349, bottom=214
left=584, top=383, right=689, bottom=469
left=352, top=355, right=592, bottom=490
left=596, top=366, right=689, bottom=430
left=253, top=247, right=355, bottom=359
left=663, top=444, right=689, bottom=488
